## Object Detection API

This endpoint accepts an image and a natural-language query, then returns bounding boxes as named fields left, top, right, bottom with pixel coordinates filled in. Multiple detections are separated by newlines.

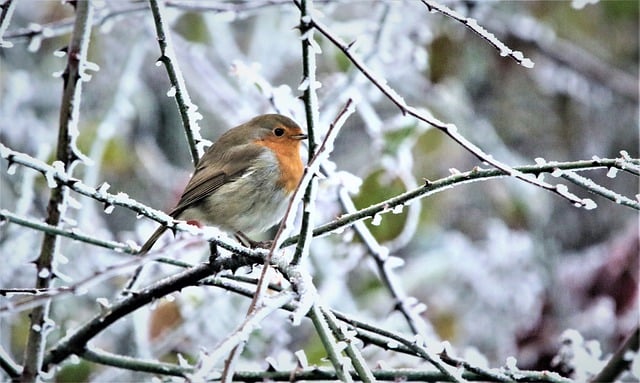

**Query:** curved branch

left=292, top=3, right=595, bottom=208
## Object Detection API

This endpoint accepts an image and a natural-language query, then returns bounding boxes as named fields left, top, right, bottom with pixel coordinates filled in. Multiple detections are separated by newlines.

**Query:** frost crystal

left=371, top=213, right=382, bottom=226
left=96, top=297, right=110, bottom=309
left=582, top=199, right=597, bottom=210
left=166, top=86, right=177, bottom=97
left=386, top=256, right=405, bottom=269
left=606, top=167, right=618, bottom=178
left=6, top=162, right=17, bottom=175
left=392, top=204, right=404, bottom=214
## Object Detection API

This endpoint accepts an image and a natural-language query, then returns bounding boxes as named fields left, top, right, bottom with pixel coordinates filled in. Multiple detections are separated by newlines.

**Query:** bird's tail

left=139, top=225, right=168, bottom=254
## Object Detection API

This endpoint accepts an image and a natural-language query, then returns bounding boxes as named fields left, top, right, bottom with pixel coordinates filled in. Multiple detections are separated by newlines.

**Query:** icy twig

left=0, top=0, right=16, bottom=47
left=0, top=344, right=21, bottom=379
left=0, top=209, right=138, bottom=255
left=420, top=0, right=534, bottom=68
left=291, top=99, right=355, bottom=264
left=321, top=306, right=376, bottom=382
left=148, top=0, right=204, bottom=164
left=20, top=2, right=94, bottom=381
left=309, top=305, right=352, bottom=382
left=292, top=6, right=596, bottom=209
left=190, top=292, right=295, bottom=382
left=560, top=171, right=639, bottom=210
left=282, top=156, right=639, bottom=247
left=336, top=187, right=434, bottom=338
left=42, top=252, right=268, bottom=368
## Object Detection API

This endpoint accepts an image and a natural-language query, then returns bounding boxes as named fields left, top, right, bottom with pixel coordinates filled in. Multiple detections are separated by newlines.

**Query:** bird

left=139, top=114, right=307, bottom=253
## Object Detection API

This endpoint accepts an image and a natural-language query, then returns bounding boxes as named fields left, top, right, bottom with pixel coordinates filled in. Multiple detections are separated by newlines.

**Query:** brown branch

left=19, top=2, right=93, bottom=381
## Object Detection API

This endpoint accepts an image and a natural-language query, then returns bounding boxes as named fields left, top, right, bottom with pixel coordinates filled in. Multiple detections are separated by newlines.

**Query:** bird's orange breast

left=254, top=137, right=304, bottom=194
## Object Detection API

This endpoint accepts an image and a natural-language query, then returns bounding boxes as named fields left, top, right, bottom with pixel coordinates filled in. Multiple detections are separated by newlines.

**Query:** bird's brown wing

left=169, top=144, right=264, bottom=217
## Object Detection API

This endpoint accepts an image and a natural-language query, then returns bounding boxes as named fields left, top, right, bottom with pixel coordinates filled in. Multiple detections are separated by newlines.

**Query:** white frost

left=582, top=199, right=597, bottom=210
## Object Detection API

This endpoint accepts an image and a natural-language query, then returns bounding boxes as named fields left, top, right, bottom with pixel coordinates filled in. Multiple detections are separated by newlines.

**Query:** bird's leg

left=235, top=231, right=273, bottom=249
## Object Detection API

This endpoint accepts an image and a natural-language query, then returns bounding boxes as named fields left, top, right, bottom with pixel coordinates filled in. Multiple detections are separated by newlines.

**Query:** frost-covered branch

left=320, top=306, right=376, bottom=383
left=20, top=2, right=94, bottom=381
left=420, top=0, right=534, bottom=68
left=56, top=275, right=569, bottom=383
left=292, top=0, right=322, bottom=267
left=42, top=254, right=261, bottom=369
left=0, top=209, right=138, bottom=254
left=0, top=344, right=21, bottom=379
left=293, top=5, right=598, bottom=209
left=290, top=99, right=354, bottom=264
left=282, top=156, right=639, bottom=247
left=192, top=292, right=295, bottom=382
left=309, top=305, right=353, bottom=382
left=0, top=0, right=16, bottom=47
left=336, top=187, right=435, bottom=338
left=148, top=0, right=204, bottom=164
left=76, top=345, right=574, bottom=382
left=4, top=143, right=635, bottom=256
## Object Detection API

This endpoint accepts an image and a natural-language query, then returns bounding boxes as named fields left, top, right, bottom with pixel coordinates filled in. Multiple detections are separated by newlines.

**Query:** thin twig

left=590, top=326, right=640, bottom=383
left=561, top=171, right=640, bottom=210
left=20, top=2, right=93, bottom=381
left=191, top=292, right=295, bottom=382
left=0, top=0, right=16, bottom=47
left=309, top=305, right=353, bottom=382
left=282, top=157, right=639, bottom=247
left=291, top=99, right=355, bottom=264
left=292, top=0, right=321, bottom=267
left=0, top=344, right=21, bottom=378
left=336, top=187, right=435, bottom=337
left=0, top=209, right=138, bottom=254
left=0, top=245, right=178, bottom=315
left=420, top=0, right=534, bottom=68
left=42, top=253, right=263, bottom=368
left=321, top=306, right=376, bottom=382
left=292, top=3, right=596, bottom=209
left=148, top=0, right=204, bottom=165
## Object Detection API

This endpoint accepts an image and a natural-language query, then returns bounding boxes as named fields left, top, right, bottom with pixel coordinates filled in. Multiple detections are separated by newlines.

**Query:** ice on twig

left=582, top=199, right=597, bottom=210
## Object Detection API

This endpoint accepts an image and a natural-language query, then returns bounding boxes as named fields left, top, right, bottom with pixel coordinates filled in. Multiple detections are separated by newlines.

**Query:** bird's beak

left=292, top=133, right=308, bottom=140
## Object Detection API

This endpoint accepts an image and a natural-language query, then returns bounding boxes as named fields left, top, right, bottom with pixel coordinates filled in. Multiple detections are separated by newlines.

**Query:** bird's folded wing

left=170, top=144, right=265, bottom=216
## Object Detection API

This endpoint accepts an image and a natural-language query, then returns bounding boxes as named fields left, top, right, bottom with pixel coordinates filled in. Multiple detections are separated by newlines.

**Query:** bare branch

left=20, top=2, right=94, bottom=381
left=148, top=0, right=204, bottom=165
left=420, top=0, right=534, bottom=68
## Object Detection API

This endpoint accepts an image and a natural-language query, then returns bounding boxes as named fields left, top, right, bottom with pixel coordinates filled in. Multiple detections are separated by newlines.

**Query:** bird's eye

left=273, top=127, right=285, bottom=137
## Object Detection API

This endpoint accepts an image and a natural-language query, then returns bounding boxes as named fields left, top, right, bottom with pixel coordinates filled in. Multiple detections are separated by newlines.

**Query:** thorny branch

left=292, top=0, right=598, bottom=209
left=19, top=2, right=93, bottom=382
left=148, top=0, right=204, bottom=165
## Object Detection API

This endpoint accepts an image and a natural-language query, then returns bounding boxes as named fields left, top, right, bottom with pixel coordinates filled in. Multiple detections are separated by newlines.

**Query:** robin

left=139, top=114, right=307, bottom=253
